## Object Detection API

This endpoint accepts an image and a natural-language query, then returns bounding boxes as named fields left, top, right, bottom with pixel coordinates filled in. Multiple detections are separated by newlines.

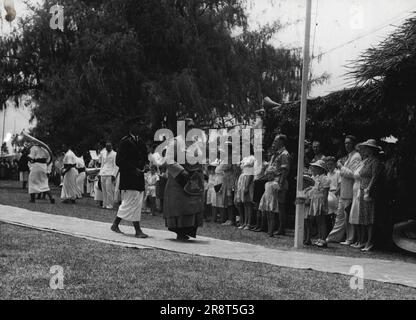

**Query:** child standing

left=146, top=165, right=159, bottom=216
left=258, top=165, right=280, bottom=237
left=205, top=165, right=217, bottom=222
left=305, top=160, right=330, bottom=247
left=156, top=164, right=168, bottom=213
left=234, top=153, right=255, bottom=230
left=325, top=156, right=341, bottom=232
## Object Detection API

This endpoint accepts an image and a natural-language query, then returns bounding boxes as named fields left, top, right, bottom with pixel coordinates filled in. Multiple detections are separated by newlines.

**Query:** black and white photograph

left=1, top=0, right=416, bottom=305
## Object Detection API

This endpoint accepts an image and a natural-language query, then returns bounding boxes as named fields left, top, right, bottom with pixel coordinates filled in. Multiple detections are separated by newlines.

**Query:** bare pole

left=294, top=0, right=312, bottom=248
left=1, top=102, right=6, bottom=156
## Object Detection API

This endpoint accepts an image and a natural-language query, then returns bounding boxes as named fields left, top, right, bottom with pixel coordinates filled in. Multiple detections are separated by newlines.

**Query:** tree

left=0, top=0, right=324, bottom=154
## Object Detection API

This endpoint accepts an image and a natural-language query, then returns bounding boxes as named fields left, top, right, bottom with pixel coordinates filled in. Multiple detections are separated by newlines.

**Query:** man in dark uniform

left=111, top=117, right=149, bottom=238
left=18, top=148, right=30, bottom=189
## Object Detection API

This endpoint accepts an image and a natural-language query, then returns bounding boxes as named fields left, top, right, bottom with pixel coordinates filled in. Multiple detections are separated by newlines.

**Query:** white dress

left=75, top=156, right=86, bottom=199
left=61, top=150, right=79, bottom=200
left=28, top=146, right=50, bottom=194
left=206, top=173, right=216, bottom=205
left=234, top=156, right=255, bottom=204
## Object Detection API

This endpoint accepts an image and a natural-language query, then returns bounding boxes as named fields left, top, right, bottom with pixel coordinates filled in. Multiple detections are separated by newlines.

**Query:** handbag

left=214, top=183, right=222, bottom=193
left=184, top=171, right=205, bottom=196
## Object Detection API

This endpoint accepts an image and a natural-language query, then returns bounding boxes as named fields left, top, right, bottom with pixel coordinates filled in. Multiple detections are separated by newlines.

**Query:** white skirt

left=114, top=174, right=121, bottom=202
left=61, top=168, right=78, bottom=200
left=93, top=180, right=103, bottom=201
left=76, top=172, right=86, bottom=198
left=117, top=190, right=144, bottom=222
left=28, top=163, right=50, bottom=194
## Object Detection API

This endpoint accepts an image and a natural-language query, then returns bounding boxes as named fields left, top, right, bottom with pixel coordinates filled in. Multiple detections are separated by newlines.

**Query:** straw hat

left=358, top=139, right=382, bottom=151
left=310, top=159, right=327, bottom=172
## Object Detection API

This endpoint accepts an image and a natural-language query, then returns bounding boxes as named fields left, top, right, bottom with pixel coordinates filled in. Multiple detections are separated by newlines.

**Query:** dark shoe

left=177, top=235, right=190, bottom=241
left=361, top=244, right=374, bottom=252
left=316, top=240, right=328, bottom=248
left=50, top=199, right=55, bottom=204
left=70, top=199, right=76, bottom=204
left=274, top=229, right=285, bottom=236
left=303, top=240, right=312, bottom=246
left=261, top=212, right=268, bottom=232
left=111, top=225, right=123, bottom=234
left=135, top=232, right=149, bottom=239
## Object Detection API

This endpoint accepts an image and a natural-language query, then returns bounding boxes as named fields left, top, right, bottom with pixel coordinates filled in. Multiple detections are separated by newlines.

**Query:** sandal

left=316, top=240, right=327, bottom=248
left=361, top=244, right=374, bottom=252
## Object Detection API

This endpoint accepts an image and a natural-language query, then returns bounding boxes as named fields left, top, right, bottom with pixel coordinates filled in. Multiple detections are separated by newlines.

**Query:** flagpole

left=294, top=0, right=312, bottom=248
left=1, top=102, right=6, bottom=156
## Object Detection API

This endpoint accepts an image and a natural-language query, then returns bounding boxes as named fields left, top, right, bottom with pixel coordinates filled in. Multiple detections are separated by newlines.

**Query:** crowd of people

left=0, top=158, right=20, bottom=181
left=200, top=134, right=394, bottom=252
left=5, top=121, right=397, bottom=249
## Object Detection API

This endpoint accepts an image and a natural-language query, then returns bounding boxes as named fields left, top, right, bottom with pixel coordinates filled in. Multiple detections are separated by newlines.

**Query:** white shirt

left=327, top=169, right=341, bottom=192
left=99, top=149, right=118, bottom=177
left=63, top=150, right=77, bottom=165
left=76, top=156, right=86, bottom=169
left=148, top=152, right=165, bottom=167
left=29, top=145, right=49, bottom=161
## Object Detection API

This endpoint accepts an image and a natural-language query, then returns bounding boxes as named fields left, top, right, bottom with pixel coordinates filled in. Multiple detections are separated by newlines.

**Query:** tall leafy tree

left=0, top=0, right=323, bottom=153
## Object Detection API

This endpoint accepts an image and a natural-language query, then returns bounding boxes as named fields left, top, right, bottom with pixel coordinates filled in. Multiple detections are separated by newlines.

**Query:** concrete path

left=1, top=204, right=416, bottom=289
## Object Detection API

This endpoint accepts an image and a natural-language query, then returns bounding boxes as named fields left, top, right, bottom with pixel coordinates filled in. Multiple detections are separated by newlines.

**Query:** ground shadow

left=167, top=238, right=211, bottom=245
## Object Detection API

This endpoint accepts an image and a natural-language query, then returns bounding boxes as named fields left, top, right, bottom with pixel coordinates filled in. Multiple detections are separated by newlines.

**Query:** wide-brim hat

left=310, top=159, right=327, bottom=172
left=209, top=158, right=221, bottom=167
left=358, top=139, right=382, bottom=151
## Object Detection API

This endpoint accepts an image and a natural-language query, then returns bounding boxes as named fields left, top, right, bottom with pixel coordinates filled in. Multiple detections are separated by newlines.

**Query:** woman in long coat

left=163, top=138, right=204, bottom=241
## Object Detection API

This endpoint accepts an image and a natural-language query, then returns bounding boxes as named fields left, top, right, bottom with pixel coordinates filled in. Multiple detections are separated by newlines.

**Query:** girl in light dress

left=145, top=165, right=159, bottom=216
left=216, top=161, right=236, bottom=225
left=304, top=160, right=330, bottom=247
left=234, top=152, right=256, bottom=230
left=205, top=165, right=217, bottom=222
left=325, top=157, right=341, bottom=231
left=258, top=165, right=280, bottom=237
left=214, top=143, right=236, bottom=225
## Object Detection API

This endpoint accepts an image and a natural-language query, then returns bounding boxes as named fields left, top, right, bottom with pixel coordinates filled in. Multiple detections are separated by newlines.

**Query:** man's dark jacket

left=116, top=134, right=148, bottom=192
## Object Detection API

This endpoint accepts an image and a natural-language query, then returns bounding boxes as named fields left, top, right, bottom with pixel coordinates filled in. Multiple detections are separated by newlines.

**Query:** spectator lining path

left=1, top=204, right=416, bottom=288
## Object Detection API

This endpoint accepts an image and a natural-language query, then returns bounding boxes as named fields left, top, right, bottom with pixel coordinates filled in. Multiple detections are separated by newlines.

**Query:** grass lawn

left=1, top=223, right=416, bottom=300
left=1, top=180, right=415, bottom=263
